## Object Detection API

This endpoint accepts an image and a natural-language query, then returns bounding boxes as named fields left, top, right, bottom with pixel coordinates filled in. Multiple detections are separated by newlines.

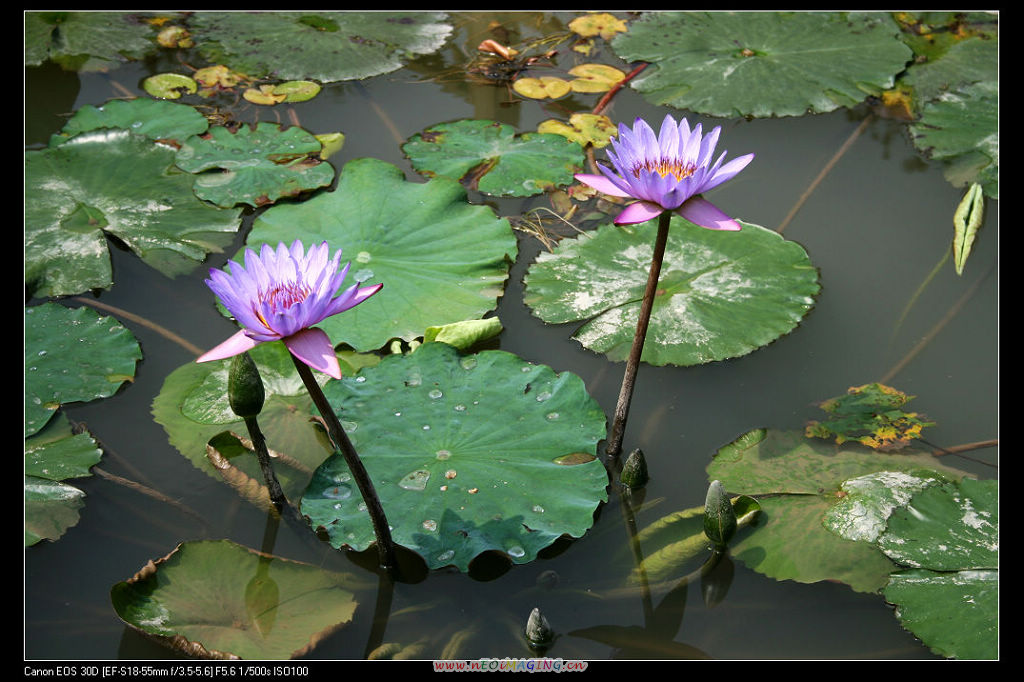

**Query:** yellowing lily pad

left=567, top=63, right=626, bottom=93
left=569, top=12, right=628, bottom=41
left=513, top=76, right=571, bottom=99
left=538, top=113, right=617, bottom=148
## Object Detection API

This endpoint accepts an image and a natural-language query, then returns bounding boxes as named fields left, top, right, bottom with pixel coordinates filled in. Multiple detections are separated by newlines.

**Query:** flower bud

left=525, top=607, right=554, bottom=649
left=619, top=448, right=649, bottom=489
left=228, top=352, right=265, bottom=419
left=703, top=480, right=737, bottom=548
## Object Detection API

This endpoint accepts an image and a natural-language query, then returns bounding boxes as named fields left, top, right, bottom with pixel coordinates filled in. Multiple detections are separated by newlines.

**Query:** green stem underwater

left=606, top=210, right=672, bottom=457
left=291, top=356, right=398, bottom=573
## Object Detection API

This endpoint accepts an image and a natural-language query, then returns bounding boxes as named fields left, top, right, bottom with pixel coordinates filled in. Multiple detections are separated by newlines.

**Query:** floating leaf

left=25, top=303, right=142, bottom=438
left=404, top=119, right=584, bottom=197
left=110, top=540, right=359, bottom=659
left=952, top=183, right=985, bottom=275
left=423, top=318, right=503, bottom=350
left=512, top=76, right=571, bottom=99
left=300, top=342, right=608, bottom=571
left=612, top=12, right=912, bottom=117
left=878, top=477, right=997, bottom=571
left=175, top=122, right=334, bottom=207
left=25, top=129, right=242, bottom=296
left=538, top=113, right=617, bottom=148
left=900, top=34, right=998, bottom=109
left=523, top=217, right=820, bottom=366
left=567, top=63, right=625, bottom=93
left=189, top=11, right=452, bottom=83
left=568, top=13, right=628, bottom=41
left=57, top=98, right=209, bottom=145
left=823, top=470, right=947, bottom=544
left=271, top=80, right=322, bottom=103
left=242, top=85, right=287, bottom=105
left=24, top=415, right=103, bottom=545
left=885, top=569, right=997, bottom=659
left=193, top=64, right=244, bottom=92
left=805, top=383, right=934, bottom=451
left=706, top=429, right=973, bottom=593
left=153, top=342, right=374, bottom=500
left=25, top=11, right=158, bottom=70
left=911, top=80, right=998, bottom=198
left=142, top=72, right=199, bottom=99
left=244, top=157, right=518, bottom=351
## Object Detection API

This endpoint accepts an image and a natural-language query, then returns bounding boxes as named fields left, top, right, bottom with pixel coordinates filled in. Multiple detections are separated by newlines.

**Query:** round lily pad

left=300, top=342, right=609, bottom=571
left=110, top=539, right=359, bottom=659
left=25, top=129, right=243, bottom=297
left=189, top=11, right=452, bottom=82
left=57, top=98, right=209, bottom=145
left=175, top=122, right=335, bottom=207
left=612, top=12, right=913, bottom=117
left=403, top=119, right=585, bottom=197
left=25, top=303, right=142, bottom=438
left=245, top=157, right=518, bottom=352
left=523, top=217, right=821, bottom=366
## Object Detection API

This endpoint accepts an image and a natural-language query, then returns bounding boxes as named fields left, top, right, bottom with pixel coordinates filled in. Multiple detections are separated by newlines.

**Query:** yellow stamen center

left=631, top=158, right=697, bottom=182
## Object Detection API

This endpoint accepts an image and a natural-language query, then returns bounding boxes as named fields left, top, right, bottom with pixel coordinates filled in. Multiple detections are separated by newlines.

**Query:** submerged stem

left=290, top=356, right=397, bottom=573
left=606, top=210, right=672, bottom=457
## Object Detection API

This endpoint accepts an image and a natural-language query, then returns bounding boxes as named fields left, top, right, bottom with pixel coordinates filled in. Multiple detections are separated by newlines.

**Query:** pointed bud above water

left=228, top=352, right=265, bottom=419
left=525, top=607, right=554, bottom=649
left=703, top=479, right=737, bottom=548
left=620, top=448, right=649, bottom=489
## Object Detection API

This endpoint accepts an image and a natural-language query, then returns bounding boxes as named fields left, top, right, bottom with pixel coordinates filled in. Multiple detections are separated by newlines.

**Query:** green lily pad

left=142, top=72, right=199, bottom=100
left=900, top=34, right=998, bottom=109
left=153, top=342, right=375, bottom=501
left=24, top=415, right=103, bottom=546
left=189, top=11, right=452, bottom=83
left=25, top=11, right=158, bottom=70
left=25, top=303, right=142, bottom=438
left=300, top=342, right=608, bottom=571
left=910, top=79, right=998, bottom=199
left=110, top=540, right=359, bottom=659
left=244, top=157, right=518, bottom=352
left=25, top=129, right=243, bottom=297
left=885, top=569, right=997, bottom=659
left=707, top=429, right=973, bottom=593
left=403, top=119, right=585, bottom=197
left=175, top=122, right=335, bottom=208
left=523, top=217, right=820, bottom=366
left=878, top=477, right=997, bottom=571
left=56, top=98, right=209, bottom=146
left=612, top=12, right=912, bottom=118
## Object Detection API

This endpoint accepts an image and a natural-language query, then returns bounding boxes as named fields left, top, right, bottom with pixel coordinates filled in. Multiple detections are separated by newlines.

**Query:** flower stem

left=242, top=415, right=287, bottom=510
left=290, top=356, right=397, bottom=572
left=606, top=210, right=672, bottom=457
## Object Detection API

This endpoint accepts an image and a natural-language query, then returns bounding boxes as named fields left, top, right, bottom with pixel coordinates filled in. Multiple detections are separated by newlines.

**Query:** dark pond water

left=25, top=12, right=997, bottom=662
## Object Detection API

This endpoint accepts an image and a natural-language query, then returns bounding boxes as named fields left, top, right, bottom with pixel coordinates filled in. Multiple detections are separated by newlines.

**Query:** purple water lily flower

left=197, top=240, right=382, bottom=380
left=575, top=114, right=754, bottom=230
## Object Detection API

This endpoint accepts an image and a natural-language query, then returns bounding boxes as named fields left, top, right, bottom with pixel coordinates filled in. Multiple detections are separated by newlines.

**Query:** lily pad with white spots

left=55, top=97, right=210, bottom=146
left=612, top=12, right=913, bottom=118
left=25, top=303, right=142, bottom=438
left=300, top=342, right=608, bottom=572
left=523, top=217, right=820, bottom=366
left=707, top=429, right=973, bottom=593
left=25, top=129, right=243, bottom=297
left=403, top=119, right=585, bottom=197
left=189, top=11, right=452, bottom=83
left=244, top=157, right=518, bottom=352
left=175, top=122, right=335, bottom=207
left=110, top=539, right=361, bottom=659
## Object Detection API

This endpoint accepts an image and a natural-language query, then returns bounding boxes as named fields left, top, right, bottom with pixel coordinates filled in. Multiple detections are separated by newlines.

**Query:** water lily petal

left=284, top=327, right=342, bottom=380
left=615, top=200, right=665, bottom=225
left=677, top=196, right=742, bottom=231
left=575, top=172, right=632, bottom=198
left=196, top=329, right=262, bottom=363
